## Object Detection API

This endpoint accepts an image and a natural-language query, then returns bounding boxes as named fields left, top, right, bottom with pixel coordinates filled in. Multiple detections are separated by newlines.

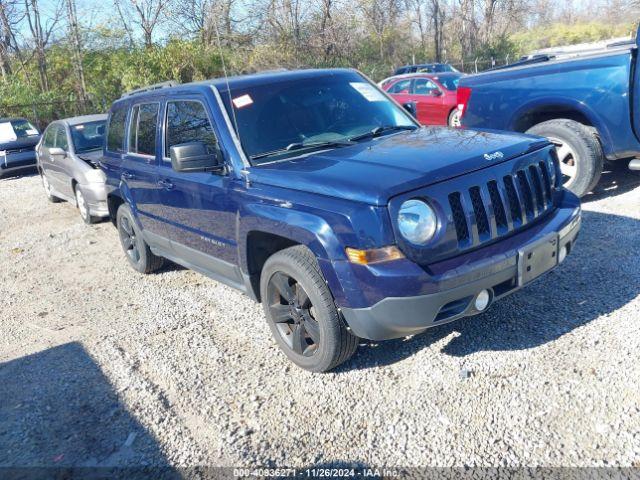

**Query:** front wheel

left=260, top=245, right=358, bottom=372
left=116, top=204, right=164, bottom=274
left=75, top=185, right=98, bottom=225
left=526, top=119, right=604, bottom=197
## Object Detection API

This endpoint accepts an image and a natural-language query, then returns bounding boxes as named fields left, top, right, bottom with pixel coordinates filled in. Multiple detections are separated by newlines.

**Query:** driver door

left=409, top=78, right=445, bottom=125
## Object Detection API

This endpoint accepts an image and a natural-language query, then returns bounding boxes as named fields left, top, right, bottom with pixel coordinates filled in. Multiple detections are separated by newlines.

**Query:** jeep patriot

left=101, top=69, right=581, bottom=372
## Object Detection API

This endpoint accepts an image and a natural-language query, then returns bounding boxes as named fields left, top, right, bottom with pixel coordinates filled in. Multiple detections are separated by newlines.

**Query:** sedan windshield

left=0, top=119, right=39, bottom=143
left=70, top=120, right=106, bottom=153
left=222, top=72, right=417, bottom=164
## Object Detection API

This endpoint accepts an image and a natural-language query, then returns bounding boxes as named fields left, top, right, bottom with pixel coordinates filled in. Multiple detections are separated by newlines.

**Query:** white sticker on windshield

left=232, top=94, right=254, bottom=109
left=0, top=122, right=17, bottom=142
left=350, top=82, right=386, bottom=102
left=26, top=128, right=39, bottom=136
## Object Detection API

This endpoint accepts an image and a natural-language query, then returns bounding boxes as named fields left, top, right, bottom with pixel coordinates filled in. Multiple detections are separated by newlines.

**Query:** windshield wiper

left=250, top=140, right=355, bottom=161
left=348, top=125, right=418, bottom=142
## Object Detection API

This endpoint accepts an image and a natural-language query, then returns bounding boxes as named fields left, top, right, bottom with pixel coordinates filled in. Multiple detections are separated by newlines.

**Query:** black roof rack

left=121, top=81, right=179, bottom=98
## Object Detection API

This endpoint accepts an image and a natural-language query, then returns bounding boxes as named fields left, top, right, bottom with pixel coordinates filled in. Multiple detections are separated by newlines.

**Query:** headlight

left=85, top=168, right=106, bottom=183
left=397, top=199, right=437, bottom=244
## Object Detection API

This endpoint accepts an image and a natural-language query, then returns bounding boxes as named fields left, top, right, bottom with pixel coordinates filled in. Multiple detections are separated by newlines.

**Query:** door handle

left=158, top=179, right=175, bottom=190
left=121, top=171, right=135, bottom=180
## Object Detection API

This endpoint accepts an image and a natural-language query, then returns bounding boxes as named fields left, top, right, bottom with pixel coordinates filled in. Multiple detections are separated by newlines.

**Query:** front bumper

left=79, top=183, right=109, bottom=218
left=340, top=196, right=581, bottom=341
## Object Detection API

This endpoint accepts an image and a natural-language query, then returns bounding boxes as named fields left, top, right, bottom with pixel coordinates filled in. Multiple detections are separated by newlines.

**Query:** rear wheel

left=448, top=108, right=461, bottom=127
left=526, top=119, right=603, bottom=197
left=260, top=245, right=358, bottom=372
left=116, top=204, right=164, bottom=274
left=41, top=173, right=61, bottom=203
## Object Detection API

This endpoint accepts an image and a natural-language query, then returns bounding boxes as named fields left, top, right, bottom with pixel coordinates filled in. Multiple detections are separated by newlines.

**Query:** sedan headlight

left=397, top=199, right=437, bottom=244
left=85, top=168, right=106, bottom=184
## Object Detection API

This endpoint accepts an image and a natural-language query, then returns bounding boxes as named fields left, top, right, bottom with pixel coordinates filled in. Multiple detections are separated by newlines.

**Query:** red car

left=381, top=73, right=462, bottom=127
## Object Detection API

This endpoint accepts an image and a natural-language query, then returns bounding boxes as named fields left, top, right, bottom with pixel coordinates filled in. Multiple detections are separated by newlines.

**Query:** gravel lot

left=1, top=164, right=639, bottom=470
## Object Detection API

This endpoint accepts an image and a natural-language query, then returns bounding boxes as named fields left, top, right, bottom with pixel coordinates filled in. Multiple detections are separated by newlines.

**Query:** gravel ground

left=1, top=164, right=639, bottom=470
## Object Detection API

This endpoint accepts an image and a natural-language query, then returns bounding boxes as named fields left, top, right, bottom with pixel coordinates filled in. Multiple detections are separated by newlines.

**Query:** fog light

left=559, top=244, right=568, bottom=264
left=474, top=290, right=491, bottom=312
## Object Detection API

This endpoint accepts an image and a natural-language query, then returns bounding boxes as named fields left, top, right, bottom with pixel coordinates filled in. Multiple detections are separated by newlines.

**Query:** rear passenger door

left=157, top=97, right=240, bottom=283
left=121, top=101, right=166, bottom=238
left=38, top=125, right=57, bottom=182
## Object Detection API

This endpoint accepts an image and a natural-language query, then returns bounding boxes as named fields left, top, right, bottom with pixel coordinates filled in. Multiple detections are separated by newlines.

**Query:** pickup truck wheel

left=260, top=245, right=358, bottom=373
left=116, top=204, right=164, bottom=274
left=526, top=119, right=603, bottom=197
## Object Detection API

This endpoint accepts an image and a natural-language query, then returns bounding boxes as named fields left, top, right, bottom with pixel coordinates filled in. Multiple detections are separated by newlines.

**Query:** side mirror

left=170, top=141, right=223, bottom=173
left=403, top=102, right=417, bottom=117
left=431, top=89, right=443, bottom=97
left=49, top=147, right=66, bottom=159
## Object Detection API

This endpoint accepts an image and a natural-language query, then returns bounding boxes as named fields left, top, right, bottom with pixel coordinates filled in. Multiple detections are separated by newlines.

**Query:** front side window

left=165, top=100, right=217, bottom=158
left=128, top=103, right=159, bottom=156
left=413, top=78, right=439, bottom=95
left=43, top=126, right=56, bottom=147
left=436, top=75, right=461, bottom=91
left=71, top=121, right=106, bottom=153
left=0, top=119, right=39, bottom=143
left=55, top=127, right=69, bottom=150
left=222, top=72, right=416, bottom=164
left=107, top=107, right=127, bottom=153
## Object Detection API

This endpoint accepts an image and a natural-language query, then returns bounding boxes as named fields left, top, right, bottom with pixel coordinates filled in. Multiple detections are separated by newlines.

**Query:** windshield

left=222, top=72, right=416, bottom=164
left=0, top=119, right=39, bottom=143
left=436, top=75, right=461, bottom=91
left=70, top=120, right=106, bottom=153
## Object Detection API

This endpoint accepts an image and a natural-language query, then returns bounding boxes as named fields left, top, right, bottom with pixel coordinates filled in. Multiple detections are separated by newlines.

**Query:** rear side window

left=55, top=127, right=69, bottom=150
left=165, top=100, right=217, bottom=157
left=128, top=103, right=159, bottom=156
left=107, top=107, right=127, bottom=153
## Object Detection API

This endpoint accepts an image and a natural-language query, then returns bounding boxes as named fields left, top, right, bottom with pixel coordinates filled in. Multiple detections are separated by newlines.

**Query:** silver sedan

left=36, top=114, right=108, bottom=224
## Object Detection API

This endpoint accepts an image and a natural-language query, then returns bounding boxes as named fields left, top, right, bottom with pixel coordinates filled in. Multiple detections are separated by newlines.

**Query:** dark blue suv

left=101, top=69, right=581, bottom=372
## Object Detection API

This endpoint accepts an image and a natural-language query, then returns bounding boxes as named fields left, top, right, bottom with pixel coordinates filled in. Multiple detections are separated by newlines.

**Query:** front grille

left=448, top=159, right=555, bottom=246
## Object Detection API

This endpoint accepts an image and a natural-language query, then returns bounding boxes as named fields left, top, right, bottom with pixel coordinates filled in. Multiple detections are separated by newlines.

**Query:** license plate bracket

left=517, top=233, right=559, bottom=286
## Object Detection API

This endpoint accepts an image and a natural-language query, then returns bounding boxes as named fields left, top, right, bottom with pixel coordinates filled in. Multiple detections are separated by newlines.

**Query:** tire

left=116, top=204, right=164, bottom=274
left=260, top=245, right=358, bottom=372
left=41, top=173, right=61, bottom=203
left=448, top=108, right=461, bottom=128
left=74, top=185, right=98, bottom=225
left=526, top=119, right=604, bottom=197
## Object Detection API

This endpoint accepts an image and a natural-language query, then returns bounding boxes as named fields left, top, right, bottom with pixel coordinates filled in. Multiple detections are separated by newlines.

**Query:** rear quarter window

left=107, top=107, right=128, bottom=153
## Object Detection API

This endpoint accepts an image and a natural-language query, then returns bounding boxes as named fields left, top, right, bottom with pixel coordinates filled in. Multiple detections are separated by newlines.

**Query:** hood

left=77, top=149, right=102, bottom=168
left=0, top=135, right=40, bottom=151
left=248, top=127, right=550, bottom=206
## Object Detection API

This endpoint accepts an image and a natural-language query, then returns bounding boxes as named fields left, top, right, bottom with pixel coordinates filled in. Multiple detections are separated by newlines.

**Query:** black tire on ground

left=40, top=173, right=61, bottom=203
left=260, top=245, right=358, bottom=373
left=74, top=184, right=98, bottom=225
left=116, top=203, right=164, bottom=274
left=526, top=119, right=604, bottom=197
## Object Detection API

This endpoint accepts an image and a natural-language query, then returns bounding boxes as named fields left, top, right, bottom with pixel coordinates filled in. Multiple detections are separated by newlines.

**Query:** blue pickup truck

left=101, top=69, right=581, bottom=372
left=458, top=34, right=640, bottom=197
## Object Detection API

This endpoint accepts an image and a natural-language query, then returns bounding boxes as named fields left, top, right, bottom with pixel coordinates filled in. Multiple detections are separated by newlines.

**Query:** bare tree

left=0, top=0, right=17, bottom=81
left=24, top=0, right=61, bottom=92
left=170, top=0, right=237, bottom=46
left=65, top=0, right=87, bottom=104
left=114, top=0, right=169, bottom=48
